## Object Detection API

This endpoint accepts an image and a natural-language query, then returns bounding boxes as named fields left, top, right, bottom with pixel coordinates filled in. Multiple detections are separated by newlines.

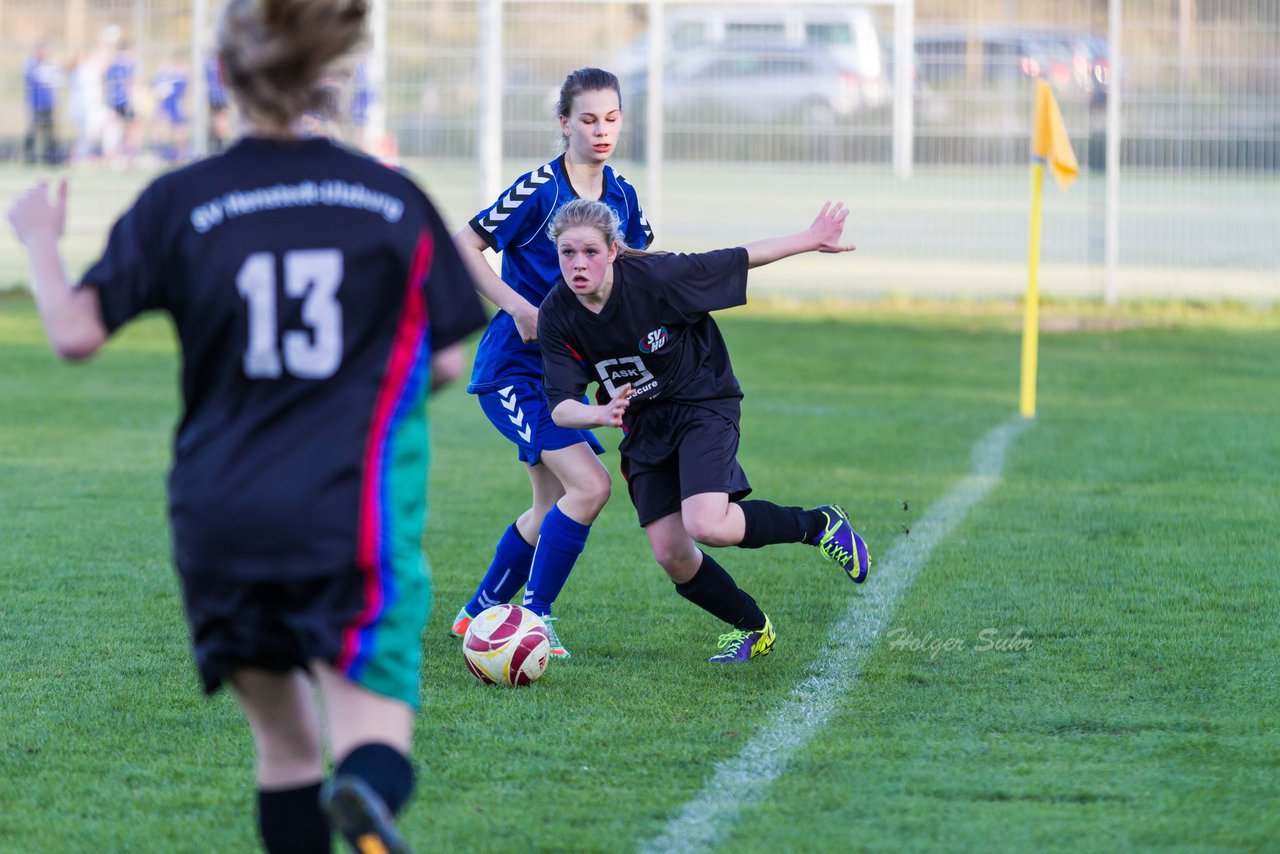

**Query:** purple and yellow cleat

left=709, top=615, right=776, bottom=664
left=811, top=504, right=871, bottom=583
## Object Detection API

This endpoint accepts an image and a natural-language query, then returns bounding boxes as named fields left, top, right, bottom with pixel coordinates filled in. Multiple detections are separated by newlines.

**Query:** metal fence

left=1, top=0, right=1276, bottom=302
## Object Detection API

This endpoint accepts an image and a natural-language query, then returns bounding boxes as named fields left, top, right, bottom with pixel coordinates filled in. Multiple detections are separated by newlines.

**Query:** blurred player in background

left=206, top=54, right=232, bottom=153
left=150, top=51, right=189, bottom=162
left=67, top=44, right=108, bottom=166
left=538, top=199, right=870, bottom=664
left=103, top=37, right=139, bottom=167
left=7, top=0, right=486, bottom=851
left=349, top=57, right=374, bottom=151
left=22, top=41, right=63, bottom=165
left=449, top=67, right=654, bottom=659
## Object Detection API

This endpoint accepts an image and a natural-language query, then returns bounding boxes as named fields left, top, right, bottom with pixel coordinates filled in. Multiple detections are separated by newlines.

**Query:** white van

left=614, top=5, right=888, bottom=109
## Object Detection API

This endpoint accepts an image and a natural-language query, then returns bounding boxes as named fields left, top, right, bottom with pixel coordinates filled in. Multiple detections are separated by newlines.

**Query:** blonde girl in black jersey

left=537, top=199, right=870, bottom=665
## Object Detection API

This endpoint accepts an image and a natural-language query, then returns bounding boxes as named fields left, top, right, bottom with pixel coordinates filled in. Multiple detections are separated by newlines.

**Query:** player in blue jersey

left=150, top=52, right=189, bottom=162
left=206, top=55, right=231, bottom=153
left=8, top=1, right=487, bottom=852
left=103, top=39, right=138, bottom=165
left=22, top=42, right=62, bottom=165
left=450, top=67, right=654, bottom=658
left=104, top=41, right=135, bottom=123
left=538, top=199, right=870, bottom=664
left=350, top=58, right=374, bottom=151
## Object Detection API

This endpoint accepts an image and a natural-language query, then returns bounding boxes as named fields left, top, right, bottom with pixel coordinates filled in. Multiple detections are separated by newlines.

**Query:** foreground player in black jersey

left=538, top=199, right=871, bottom=664
left=8, top=1, right=486, bottom=852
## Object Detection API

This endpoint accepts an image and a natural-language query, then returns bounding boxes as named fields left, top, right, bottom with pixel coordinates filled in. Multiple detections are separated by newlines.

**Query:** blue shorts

left=476, top=381, right=604, bottom=465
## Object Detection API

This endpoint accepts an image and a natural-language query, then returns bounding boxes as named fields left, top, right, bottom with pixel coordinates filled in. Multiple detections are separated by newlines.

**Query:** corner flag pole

left=1021, top=81, right=1079, bottom=419
left=1020, top=162, right=1044, bottom=419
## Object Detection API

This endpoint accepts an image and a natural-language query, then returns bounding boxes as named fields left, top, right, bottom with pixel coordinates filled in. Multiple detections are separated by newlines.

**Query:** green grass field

left=1, top=292, right=1278, bottom=852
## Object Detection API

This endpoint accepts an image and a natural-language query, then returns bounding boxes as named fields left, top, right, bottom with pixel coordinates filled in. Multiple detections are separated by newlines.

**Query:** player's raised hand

left=9, top=179, right=67, bottom=247
left=743, top=200, right=857, bottom=268
left=809, top=201, right=855, bottom=254
left=599, top=383, right=634, bottom=428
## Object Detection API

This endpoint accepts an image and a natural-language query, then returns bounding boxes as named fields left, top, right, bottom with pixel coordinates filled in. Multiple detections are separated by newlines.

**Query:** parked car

left=616, top=43, right=874, bottom=161
left=613, top=5, right=889, bottom=109
left=625, top=43, right=870, bottom=130
left=913, top=26, right=1109, bottom=94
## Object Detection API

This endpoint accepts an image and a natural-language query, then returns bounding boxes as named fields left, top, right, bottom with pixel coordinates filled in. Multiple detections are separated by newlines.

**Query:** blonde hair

left=217, top=0, right=368, bottom=128
left=548, top=198, right=627, bottom=249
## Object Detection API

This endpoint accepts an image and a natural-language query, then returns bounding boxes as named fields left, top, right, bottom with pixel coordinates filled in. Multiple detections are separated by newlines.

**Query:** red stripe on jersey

left=565, top=341, right=586, bottom=366
left=342, top=229, right=435, bottom=671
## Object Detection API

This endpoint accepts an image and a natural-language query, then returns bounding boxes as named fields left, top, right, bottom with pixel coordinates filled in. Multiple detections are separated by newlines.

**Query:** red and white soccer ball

left=462, top=604, right=551, bottom=687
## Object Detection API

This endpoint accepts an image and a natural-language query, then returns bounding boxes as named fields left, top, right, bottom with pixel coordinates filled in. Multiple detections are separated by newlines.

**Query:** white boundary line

left=640, top=416, right=1032, bottom=854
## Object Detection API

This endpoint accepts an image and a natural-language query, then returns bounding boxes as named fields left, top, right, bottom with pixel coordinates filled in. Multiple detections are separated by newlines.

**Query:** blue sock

left=523, top=505, right=591, bottom=616
left=465, top=523, right=535, bottom=616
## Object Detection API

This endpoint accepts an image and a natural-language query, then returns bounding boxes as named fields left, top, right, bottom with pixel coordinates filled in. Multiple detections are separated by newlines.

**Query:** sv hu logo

left=639, top=327, right=668, bottom=353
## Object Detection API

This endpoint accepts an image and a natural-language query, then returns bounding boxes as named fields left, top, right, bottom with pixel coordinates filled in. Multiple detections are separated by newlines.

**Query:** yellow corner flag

left=1021, top=81, right=1078, bottom=419
left=1032, top=80, right=1080, bottom=190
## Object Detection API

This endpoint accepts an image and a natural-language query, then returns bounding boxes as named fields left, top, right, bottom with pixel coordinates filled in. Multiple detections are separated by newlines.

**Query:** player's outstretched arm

left=742, top=201, right=856, bottom=269
left=550, top=383, right=633, bottom=430
left=8, top=180, right=107, bottom=361
left=453, top=227, right=540, bottom=343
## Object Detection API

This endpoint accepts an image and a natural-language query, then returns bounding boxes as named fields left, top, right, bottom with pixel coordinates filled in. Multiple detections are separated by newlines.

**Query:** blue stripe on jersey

left=346, top=233, right=433, bottom=683
left=473, top=164, right=556, bottom=241
left=466, top=156, right=653, bottom=394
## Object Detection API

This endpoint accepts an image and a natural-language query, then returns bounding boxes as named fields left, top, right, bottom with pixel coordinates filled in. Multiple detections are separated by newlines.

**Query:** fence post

left=644, top=0, right=664, bottom=238
left=1105, top=0, right=1121, bottom=305
left=190, top=0, right=208, bottom=159
left=368, top=0, right=389, bottom=152
left=479, top=0, right=504, bottom=207
left=892, top=0, right=915, bottom=179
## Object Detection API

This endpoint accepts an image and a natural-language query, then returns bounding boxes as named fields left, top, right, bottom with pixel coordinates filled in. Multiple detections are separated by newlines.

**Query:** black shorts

left=178, top=570, right=366, bottom=696
left=621, top=402, right=752, bottom=526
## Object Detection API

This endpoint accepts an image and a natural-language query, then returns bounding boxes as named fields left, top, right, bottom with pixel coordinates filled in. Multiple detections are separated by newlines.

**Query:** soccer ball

left=462, top=604, right=551, bottom=687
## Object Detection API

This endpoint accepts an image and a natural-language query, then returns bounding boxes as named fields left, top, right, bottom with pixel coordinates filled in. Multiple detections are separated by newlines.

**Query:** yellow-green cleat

left=709, top=615, right=776, bottom=663
left=811, top=504, right=871, bottom=583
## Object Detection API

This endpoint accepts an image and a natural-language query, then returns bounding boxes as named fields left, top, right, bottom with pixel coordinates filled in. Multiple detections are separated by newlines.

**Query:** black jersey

left=84, top=136, right=487, bottom=580
left=538, top=246, right=749, bottom=421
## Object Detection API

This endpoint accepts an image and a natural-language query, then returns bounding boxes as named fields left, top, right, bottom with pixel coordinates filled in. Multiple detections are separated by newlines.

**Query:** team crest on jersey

left=639, top=327, right=669, bottom=353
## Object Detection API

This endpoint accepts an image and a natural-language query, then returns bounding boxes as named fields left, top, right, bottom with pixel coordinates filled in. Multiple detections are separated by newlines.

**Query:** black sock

left=736, top=500, right=825, bottom=549
left=335, top=742, right=416, bottom=816
left=674, top=551, right=767, bottom=630
left=258, top=782, right=328, bottom=854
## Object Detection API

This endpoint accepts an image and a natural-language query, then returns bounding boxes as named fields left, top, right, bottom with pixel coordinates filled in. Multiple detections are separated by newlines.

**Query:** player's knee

left=653, top=547, right=699, bottom=582
left=682, top=513, right=734, bottom=548
left=565, top=468, right=611, bottom=518
left=649, top=532, right=690, bottom=572
left=650, top=540, right=677, bottom=569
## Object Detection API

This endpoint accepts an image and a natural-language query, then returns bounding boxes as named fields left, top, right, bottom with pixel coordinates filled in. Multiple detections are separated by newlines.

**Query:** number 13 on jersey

left=236, top=249, right=344, bottom=379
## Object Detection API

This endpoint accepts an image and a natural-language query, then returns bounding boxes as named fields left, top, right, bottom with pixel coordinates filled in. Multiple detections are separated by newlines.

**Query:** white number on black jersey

left=237, top=249, right=344, bottom=379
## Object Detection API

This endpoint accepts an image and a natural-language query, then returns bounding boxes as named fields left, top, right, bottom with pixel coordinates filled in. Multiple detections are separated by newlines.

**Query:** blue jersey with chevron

left=466, top=154, right=653, bottom=393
